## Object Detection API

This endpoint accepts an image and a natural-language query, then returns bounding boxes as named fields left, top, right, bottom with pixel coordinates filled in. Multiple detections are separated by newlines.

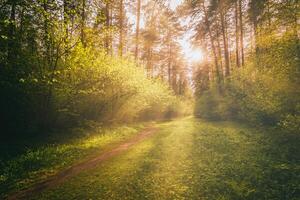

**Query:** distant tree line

left=185, top=0, right=299, bottom=133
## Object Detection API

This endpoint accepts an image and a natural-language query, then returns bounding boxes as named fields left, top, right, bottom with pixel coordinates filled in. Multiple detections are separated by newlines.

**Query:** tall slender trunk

left=42, top=0, right=53, bottom=129
left=238, top=0, right=244, bottom=66
left=203, top=4, right=221, bottom=84
left=266, top=0, right=271, bottom=27
left=109, top=4, right=113, bottom=55
left=8, top=1, right=16, bottom=63
left=105, top=1, right=110, bottom=53
left=168, top=42, right=172, bottom=86
left=43, top=0, right=50, bottom=65
left=81, top=0, right=86, bottom=47
left=63, top=0, right=70, bottom=56
left=250, top=25, right=254, bottom=54
left=135, top=0, right=141, bottom=60
left=119, top=0, right=124, bottom=56
left=220, top=9, right=230, bottom=76
left=216, top=31, right=223, bottom=78
left=235, top=1, right=240, bottom=68
left=172, top=65, right=177, bottom=94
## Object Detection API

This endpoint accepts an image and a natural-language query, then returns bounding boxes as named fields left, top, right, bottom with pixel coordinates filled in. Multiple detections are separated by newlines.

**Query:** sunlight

left=184, top=48, right=204, bottom=63
left=169, top=0, right=183, bottom=10
left=189, top=48, right=204, bottom=62
left=179, top=31, right=205, bottom=64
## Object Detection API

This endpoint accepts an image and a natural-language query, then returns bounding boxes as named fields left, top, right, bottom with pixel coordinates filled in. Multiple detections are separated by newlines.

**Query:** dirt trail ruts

left=7, top=126, right=158, bottom=200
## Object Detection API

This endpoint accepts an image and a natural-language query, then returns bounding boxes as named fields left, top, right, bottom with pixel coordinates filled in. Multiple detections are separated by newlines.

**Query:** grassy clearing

left=31, top=117, right=300, bottom=200
left=0, top=123, right=147, bottom=198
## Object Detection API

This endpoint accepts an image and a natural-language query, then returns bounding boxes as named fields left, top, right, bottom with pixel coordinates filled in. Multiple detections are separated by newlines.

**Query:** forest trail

left=7, top=117, right=300, bottom=200
left=7, top=126, right=158, bottom=200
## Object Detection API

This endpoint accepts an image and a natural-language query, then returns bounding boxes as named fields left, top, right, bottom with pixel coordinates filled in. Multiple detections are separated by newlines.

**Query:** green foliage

left=194, top=86, right=235, bottom=120
left=0, top=0, right=191, bottom=137
left=0, top=43, right=187, bottom=136
left=55, top=46, right=182, bottom=123
left=194, top=31, right=300, bottom=133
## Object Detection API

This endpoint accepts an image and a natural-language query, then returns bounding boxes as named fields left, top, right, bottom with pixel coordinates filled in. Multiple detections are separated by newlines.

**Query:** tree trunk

left=220, top=9, right=230, bottom=76
left=105, top=1, right=110, bottom=53
left=119, top=0, right=124, bottom=56
left=81, top=0, right=86, bottom=47
left=235, top=1, right=240, bottom=68
left=203, top=4, right=221, bottom=84
left=7, top=1, right=16, bottom=63
left=238, top=0, right=245, bottom=66
left=63, top=0, right=70, bottom=55
left=216, top=30, right=223, bottom=79
left=135, top=0, right=141, bottom=60
left=168, top=43, right=172, bottom=86
left=109, top=3, right=113, bottom=55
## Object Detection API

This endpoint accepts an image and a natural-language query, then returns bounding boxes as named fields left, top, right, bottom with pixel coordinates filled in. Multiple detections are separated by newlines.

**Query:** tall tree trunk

left=168, top=42, right=172, bottom=86
left=203, top=4, right=221, bottom=84
left=81, top=0, right=86, bottom=47
left=266, top=0, right=271, bottom=27
left=238, top=0, right=244, bottom=66
left=119, top=0, right=124, bottom=56
left=235, top=1, right=240, bottom=68
left=172, top=66, right=177, bottom=94
left=216, top=30, right=223, bottom=78
left=7, top=1, right=16, bottom=63
left=109, top=4, right=113, bottom=55
left=105, top=1, right=110, bottom=53
left=220, top=9, right=230, bottom=77
left=63, top=0, right=70, bottom=55
left=43, top=0, right=51, bottom=65
left=42, top=0, right=53, bottom=129
left=135, top=0, right=141, bottom=60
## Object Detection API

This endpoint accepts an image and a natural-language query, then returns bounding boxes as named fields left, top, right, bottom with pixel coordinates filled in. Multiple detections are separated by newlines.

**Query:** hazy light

left=169, top=0, right=184, bottom=10
left=188, top=48, right=204, bottom=63
left=182, top=46, right=204, bottom=64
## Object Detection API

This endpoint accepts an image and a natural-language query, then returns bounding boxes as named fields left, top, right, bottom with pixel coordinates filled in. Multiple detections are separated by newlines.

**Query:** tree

left=135, top=0, right=141, bottom=60
left=118, top=0, right=124, bottom=56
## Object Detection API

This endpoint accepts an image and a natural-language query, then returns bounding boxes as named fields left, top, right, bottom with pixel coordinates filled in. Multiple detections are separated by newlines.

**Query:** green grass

left=29, top=117, right=299, bottom=200
left=0, top=123, right=146, bottom=198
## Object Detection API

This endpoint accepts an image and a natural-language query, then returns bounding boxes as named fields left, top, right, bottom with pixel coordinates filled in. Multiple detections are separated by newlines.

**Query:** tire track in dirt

left=7, top=126, right=158, bottom=200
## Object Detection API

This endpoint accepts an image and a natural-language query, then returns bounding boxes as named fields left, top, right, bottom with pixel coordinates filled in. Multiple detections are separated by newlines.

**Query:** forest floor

left=2, top=117, right=300, bottom=200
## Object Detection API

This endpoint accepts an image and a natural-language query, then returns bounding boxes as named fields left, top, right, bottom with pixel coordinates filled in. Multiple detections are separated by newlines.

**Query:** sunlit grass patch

left=31, top=117, right=300, bottom=200
left=0, top=124, right=145, bottom=198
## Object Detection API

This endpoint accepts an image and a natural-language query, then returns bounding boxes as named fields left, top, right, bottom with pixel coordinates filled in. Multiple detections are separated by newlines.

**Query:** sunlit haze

left=169, top=0, right=183, bottom=10
left=187, top=48, right=204, bottom=63
left=170, top=0, right=204, bottom=64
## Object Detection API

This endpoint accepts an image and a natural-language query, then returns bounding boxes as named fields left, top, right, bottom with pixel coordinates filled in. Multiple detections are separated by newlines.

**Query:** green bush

left=194, top=32, right=300, bottom=133
left=1, top=44, right=189, bottom=135
left=47, top=46, right=185, bottom=124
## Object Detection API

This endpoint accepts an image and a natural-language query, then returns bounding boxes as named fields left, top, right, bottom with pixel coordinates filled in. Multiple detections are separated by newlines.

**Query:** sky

left=169, top=0, right=204, bottom=63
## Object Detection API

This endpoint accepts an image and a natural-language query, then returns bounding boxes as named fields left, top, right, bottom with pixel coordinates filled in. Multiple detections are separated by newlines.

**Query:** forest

left=0, top=0, right=299, bottom=199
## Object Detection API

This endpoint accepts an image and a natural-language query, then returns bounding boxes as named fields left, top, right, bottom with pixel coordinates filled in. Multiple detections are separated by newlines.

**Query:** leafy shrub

left=194, top=32, right=300, bottom=133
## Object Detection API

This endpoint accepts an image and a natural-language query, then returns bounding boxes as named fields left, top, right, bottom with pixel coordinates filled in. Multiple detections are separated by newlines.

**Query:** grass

left=27, top=117, right=300, bottom=200
left=0, top=123, right=147, bottom=198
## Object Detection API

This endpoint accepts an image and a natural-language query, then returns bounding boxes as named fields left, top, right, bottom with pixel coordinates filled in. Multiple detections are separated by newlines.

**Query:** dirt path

left=7, top=126, right=158, bottom=200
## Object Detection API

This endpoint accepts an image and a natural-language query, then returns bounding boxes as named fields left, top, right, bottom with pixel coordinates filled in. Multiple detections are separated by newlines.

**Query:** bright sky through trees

left=170, top=0, right=204, bottom=64
left=187, top=48, right=204, bottom=63
left=169, top=0, right=183, bottom=10
left=128, top=0, right=204, bottom=66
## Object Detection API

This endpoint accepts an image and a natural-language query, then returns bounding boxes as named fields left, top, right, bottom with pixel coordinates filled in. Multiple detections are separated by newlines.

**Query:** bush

left=194, top=32, right=300, bottom=133
left=52, top=46, right=188, bottom=124
left=0, top=45, right=188, bottom=136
